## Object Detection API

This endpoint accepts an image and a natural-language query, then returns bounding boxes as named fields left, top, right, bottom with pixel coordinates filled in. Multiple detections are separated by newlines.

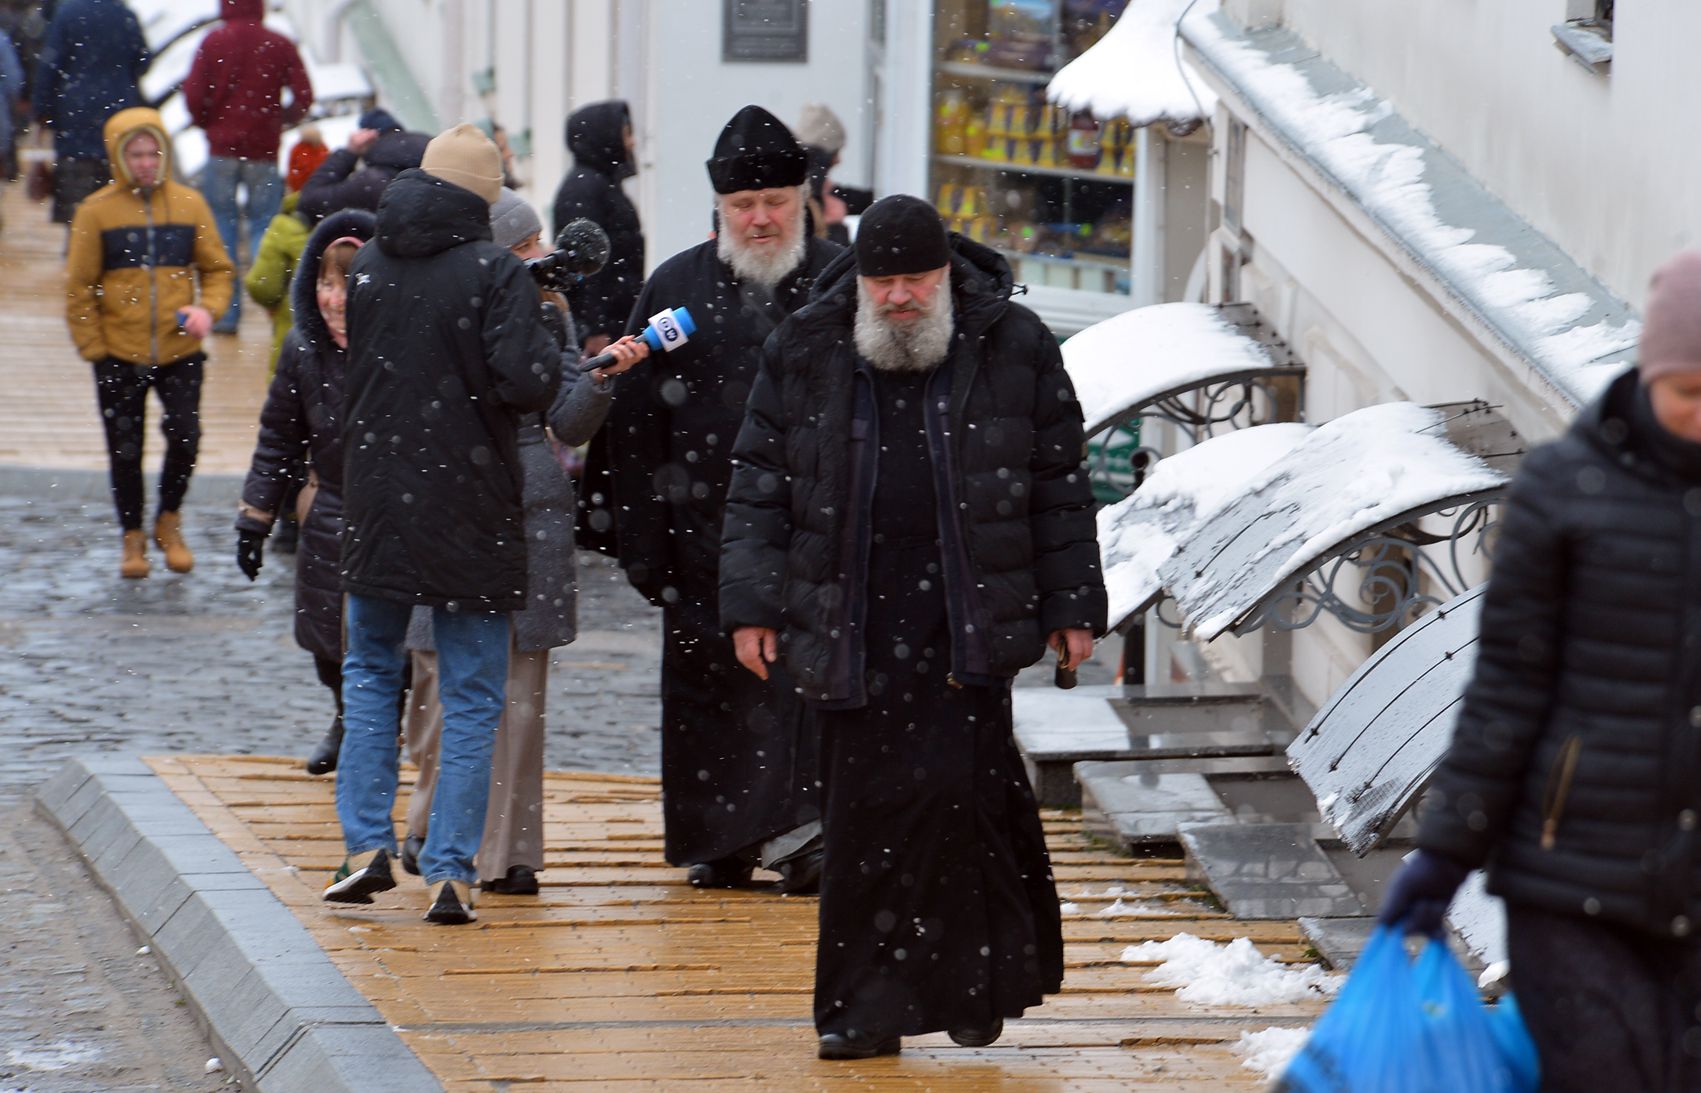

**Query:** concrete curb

left=35, top=756, right=442, bottom=1093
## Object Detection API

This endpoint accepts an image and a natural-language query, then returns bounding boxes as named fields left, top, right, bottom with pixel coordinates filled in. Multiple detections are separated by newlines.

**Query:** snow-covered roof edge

left=1047, top=0, right=1220, bottom=127
left=1179, top=12, right=1639, bottom=409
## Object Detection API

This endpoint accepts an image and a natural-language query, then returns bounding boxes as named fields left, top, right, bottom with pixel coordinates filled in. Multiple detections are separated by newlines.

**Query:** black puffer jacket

left=340, top=169, right=561, bottom=611
left=297, top=128, right=429, bottom=222
left=719, top=238, right=1107, bottom=701
left=550, top=100, right=643, bottom=345
left=238, top=208, right=375, bottom=662
left=1420, top=368, right=1701, bottom=938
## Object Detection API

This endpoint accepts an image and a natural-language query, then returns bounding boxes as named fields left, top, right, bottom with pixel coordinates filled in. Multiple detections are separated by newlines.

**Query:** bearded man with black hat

left=720, top=194, right=1106, bottom=1059
left=602, top=105, right=840, bottom=891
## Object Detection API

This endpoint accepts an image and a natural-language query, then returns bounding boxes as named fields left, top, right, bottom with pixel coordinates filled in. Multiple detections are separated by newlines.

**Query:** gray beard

left=717, top=211, right=807, bottom=289
left=854, top=273, right=955, bottom=373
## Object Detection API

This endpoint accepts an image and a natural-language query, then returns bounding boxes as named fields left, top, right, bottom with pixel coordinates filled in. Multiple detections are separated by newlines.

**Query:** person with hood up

left=322, top=124, right=561, bottom=927
left=720, top=194, right=1105, bottom=1059
left=1381, top=251, right=1701, bottom=1090
left=184, top=0, right=313, bottom=334
left=297, top=108, right=430, bottom=223
left=551, top=100, right=644, bottom=358
left=398, top=188, right=649, bottom=897
left=604, top=104, right=841, bottom=893
left=32, top=0, right=149, bottom=225
left=232, top=207, right=376, bottom=775
left=64, top=107, right=235, bottom=579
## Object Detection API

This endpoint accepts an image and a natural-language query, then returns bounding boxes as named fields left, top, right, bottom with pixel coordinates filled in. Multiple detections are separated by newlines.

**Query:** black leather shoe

left=948, top=1018, right=1003, bottom=1048
left=400, top=834, right=424, bottom=876
left=483, top=865, right=539, bottom=895
left=686, top=859, right=753, bottom=888
left=818, top=1032, right=901, bottom=1060
left=304, top=716, right=343, bottom=776
left=774, top=847, right=823, bottom=895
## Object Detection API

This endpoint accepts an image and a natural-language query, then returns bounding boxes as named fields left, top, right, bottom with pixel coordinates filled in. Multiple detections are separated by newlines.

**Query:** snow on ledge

left=1048, top=0, right=1220, bottom=127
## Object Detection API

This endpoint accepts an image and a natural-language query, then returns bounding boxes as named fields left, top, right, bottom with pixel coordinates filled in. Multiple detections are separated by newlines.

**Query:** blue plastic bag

left=1274, top=926, right=1538, bottom=1092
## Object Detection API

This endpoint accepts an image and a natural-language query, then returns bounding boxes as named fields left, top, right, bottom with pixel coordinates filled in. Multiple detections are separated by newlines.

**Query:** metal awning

left=1064, top=302, right=1303, bottom=440
left=1287, top=586, right=1484, bottom=854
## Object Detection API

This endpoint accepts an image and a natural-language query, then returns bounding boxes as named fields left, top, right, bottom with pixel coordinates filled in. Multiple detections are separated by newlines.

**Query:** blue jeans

left=201, top=156, right=283, bottom=325
left=337, top=594, right=510, bottom=885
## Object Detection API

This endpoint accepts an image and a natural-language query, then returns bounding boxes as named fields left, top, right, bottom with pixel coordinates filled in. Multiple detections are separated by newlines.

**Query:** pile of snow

left=1098, top=897, right=1179, bottom=917
left=1122, top=933, right=1340, bottom=1006
left=1235, top=1026, right=1311, bottom=1081
left=1048, top=0, right=1220, bottom=127
left=1063, top=302, right=1281, bottom=438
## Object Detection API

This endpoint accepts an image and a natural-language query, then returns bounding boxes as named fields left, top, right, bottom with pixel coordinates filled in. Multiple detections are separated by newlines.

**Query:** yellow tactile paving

left=143, top=754, right=1324, bottom=1089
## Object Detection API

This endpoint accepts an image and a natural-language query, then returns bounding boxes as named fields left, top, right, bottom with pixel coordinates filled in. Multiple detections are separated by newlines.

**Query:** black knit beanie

left=855, top=195, right=951, bottom=276
left=706, top=105, right=809, bottom=194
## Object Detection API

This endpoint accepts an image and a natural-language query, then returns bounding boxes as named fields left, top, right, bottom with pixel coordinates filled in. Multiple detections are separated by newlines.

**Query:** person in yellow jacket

left=65, top=107, right=235, bottom=579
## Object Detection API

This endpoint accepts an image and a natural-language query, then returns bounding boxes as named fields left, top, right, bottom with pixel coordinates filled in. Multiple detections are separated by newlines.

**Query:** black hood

left=365, top=128, right=430, bottom=172
left=801, top=232, right=1014, bottom=338
left=291, top=208, right=377, bottom=353
left=566, top=101, right=634, bottom=180
left=1574, top=365, right=1701, bottom=483
left=375, top=169, right=493, bottom=259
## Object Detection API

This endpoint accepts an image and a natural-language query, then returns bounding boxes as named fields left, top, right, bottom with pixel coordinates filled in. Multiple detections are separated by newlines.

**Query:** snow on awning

left=1288, top=585, right=1483, bottom=855
left=1100, top=402, right=1516, bottom=636
left=1047, top=0, right=1220, bottom=128
left=1064, top=301, right=1301, bottom=439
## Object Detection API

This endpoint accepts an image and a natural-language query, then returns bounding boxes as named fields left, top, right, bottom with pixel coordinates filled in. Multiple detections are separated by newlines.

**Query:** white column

left=875, top=2, right=932, bottom=199
left=1131, top=126, right=1166, bottom=308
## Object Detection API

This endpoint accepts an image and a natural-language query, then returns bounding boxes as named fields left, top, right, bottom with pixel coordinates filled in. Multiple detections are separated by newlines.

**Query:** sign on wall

left=723, top=0, right=809, bottom=63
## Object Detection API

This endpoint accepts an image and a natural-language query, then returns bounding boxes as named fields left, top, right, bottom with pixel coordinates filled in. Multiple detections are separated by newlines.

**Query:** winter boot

left=305, top=715, right=343, bottom=776
left=119, top=530, right=150, bottom=579
left=153, top=511, right=194, bottom=573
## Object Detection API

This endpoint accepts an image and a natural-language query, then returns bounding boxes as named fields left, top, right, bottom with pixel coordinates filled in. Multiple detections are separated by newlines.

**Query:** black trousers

left=313, top=654, right=344, bottom=718
left=1508, top=901, right=1701, bottom=1091
left=91, top=356, right=204, bottom=531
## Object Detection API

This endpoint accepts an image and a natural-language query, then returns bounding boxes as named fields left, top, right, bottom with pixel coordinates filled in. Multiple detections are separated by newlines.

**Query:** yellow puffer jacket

left=64, top=107, right=236, bottom=365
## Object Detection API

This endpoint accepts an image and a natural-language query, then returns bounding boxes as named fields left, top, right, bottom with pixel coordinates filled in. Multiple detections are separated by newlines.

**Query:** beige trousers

left=405, top=641, right=549, bottom=883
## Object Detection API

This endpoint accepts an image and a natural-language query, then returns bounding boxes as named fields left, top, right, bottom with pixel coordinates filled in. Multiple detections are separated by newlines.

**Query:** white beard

left=854, top=271, right=955, bottom=373
left=717, top=204, right=807, bottom=289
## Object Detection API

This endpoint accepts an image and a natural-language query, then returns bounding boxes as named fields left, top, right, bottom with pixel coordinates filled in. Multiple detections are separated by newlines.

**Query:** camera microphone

left=526, top=218, right=610, bottom=291
left=581, top=307, right=697, bottom=372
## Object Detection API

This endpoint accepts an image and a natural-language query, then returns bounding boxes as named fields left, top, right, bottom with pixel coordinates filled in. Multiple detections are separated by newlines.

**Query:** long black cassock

left=606, top=236, right=841, bottom=865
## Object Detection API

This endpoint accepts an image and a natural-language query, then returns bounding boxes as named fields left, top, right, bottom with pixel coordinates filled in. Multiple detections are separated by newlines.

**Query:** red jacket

left=184, top=0, right=312, bottom=161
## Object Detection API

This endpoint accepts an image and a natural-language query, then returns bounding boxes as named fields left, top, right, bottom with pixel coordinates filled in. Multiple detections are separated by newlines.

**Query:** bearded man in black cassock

left=720, top=195, right=1107, bottom=1059
left=604, top=105, right=841, bottom=890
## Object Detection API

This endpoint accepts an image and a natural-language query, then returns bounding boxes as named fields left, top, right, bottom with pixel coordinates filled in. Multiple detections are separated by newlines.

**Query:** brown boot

left=120, top=530, right=150, bottom=579
left=153, top=511, right=194, bottom=573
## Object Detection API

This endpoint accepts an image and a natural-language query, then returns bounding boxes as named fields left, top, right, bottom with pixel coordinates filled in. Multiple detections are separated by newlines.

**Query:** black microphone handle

left=579, top=349, right=617, bottom=373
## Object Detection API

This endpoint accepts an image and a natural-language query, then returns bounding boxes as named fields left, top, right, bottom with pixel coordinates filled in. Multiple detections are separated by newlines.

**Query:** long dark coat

left=238, top=208, right=376, bottom=662
left=551, top=100, right=644, bottom=346
left=340, top=169, right=561, bottom=612
left=1421, top=367, right=1701, bottom=939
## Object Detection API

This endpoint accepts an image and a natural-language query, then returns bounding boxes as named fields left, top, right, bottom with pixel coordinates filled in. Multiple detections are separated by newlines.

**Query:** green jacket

left=245, top=190, right=311, bottom=374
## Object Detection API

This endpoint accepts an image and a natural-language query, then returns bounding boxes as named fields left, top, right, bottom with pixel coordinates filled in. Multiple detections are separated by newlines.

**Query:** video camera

left=525, top=218, right=611, bottom=293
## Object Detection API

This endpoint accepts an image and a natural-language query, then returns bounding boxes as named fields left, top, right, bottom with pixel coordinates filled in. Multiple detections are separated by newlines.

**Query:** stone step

left=1179, top=821, right=1366, bottom=920
left=1077, top=756, right=1311, bottom=852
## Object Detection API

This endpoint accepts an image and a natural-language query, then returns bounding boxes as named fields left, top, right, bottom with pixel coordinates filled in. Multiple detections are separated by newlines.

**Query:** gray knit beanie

left=489, top=188, right=542, bottom=250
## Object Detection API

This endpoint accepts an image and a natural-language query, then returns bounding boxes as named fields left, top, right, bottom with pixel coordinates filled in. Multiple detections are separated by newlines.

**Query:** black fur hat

left=706, top=105, right=809, bottom=194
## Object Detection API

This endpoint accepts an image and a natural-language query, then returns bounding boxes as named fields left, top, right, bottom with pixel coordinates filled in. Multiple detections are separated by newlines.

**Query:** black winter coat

left=238, top=208, right=376, bottom=662
left=605, top=235, right=843, bottom=606
left=297, top=128, right=429, bottom=222
left=719, top=238, right=1107, bottom=701
left=550, top=100, right=644, bottom=345
left=340, top=169, right=562, bottom=611
left=1420, top=368, right=1701, bottom=938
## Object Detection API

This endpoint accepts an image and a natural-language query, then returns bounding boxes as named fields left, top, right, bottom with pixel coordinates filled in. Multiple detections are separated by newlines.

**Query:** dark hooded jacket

left=297, top=127, right=431, bottom=223
left=1420, top=367, right=1701, bottom=939
left=339, top=169, right=562, bottom=611
left=32, top=0, right=148, bottom=161
left=238, top=208, right=376, bottom=662
left=550, top=100, right=644, bottom=344
left=719, top=237, right=1107, bottom=703
left=183, top=0, right=313, bottom=161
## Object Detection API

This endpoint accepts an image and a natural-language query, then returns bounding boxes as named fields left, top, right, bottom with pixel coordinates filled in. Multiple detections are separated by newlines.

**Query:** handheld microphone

left=581, top=307, right=696, bottom=371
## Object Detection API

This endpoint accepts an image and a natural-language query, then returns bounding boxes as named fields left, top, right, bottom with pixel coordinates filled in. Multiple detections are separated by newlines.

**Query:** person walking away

left=1380, top=250, right=1701, bottom=1091
left=324, top=124, right=561, bottom=926
left=184, top=0, right=313, bottom=334
left=721, top=195, right=1106, bottom=1059
left=64, top=107, right=234, bottom=579
left=605, top=104, right=841, bottom=890
left=245, top=189, right=314, bottom=375
left=285, top=122, right=328, bottom=193
left=32, top=0, right=148, bottom=226
left=232, top=208, right=375, bottom=774
left=296, top=108, right=428, bottom=222
left=399, top=189, right=649, bottom=895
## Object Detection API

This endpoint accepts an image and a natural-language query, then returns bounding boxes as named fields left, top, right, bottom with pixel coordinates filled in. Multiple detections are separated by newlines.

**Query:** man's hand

left=347, top=127, right=379, bottom=156
left=589, top=334, right=650, bottom=380
left=236, top=528, right=266, bottom=581
left=178, top=306, right=213, bottom=339
left=733, top=626, right=779, bottom=680
left=1377, top=849, right=1470, bottom=937
left=1048, top=628, right=1094, bottom=669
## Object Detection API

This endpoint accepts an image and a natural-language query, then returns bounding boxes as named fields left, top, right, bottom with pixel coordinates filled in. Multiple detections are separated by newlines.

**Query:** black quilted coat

left=1421, top=367, right=1701, bottom=938
left=719, top=238, right=1107, bottom=704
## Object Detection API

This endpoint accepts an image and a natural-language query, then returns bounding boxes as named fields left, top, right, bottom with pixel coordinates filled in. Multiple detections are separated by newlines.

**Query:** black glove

left=1377, top=849, right=1471, bottom=937
left=236, top=528, right=267, bottom=581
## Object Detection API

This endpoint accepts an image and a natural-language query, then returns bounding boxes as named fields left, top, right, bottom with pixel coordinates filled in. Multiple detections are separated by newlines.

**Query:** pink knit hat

left=1639, top=251, right=1701, bottom=383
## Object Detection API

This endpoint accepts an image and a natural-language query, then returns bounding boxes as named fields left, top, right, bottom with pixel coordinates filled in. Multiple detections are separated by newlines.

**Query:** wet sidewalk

left=44, top=753, right=1323, bottom=1091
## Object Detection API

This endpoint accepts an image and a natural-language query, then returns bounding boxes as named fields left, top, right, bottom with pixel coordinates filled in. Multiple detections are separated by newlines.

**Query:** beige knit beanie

left=420, top=123, right=504, bottom=204
left=794, top=103, right=846, bottom=155
left=1639, top=251, right=1701, bottom=384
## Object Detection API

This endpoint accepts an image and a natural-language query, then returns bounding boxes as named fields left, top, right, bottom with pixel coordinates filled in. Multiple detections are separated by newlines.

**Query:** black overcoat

left=550, top=100, right=644, bottom=345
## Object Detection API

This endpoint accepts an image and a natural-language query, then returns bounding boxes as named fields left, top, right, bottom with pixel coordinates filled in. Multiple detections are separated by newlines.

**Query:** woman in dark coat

left=1383, top=252, right=1701, bottom=1090
left=234, top=208, right=377, bottom=772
